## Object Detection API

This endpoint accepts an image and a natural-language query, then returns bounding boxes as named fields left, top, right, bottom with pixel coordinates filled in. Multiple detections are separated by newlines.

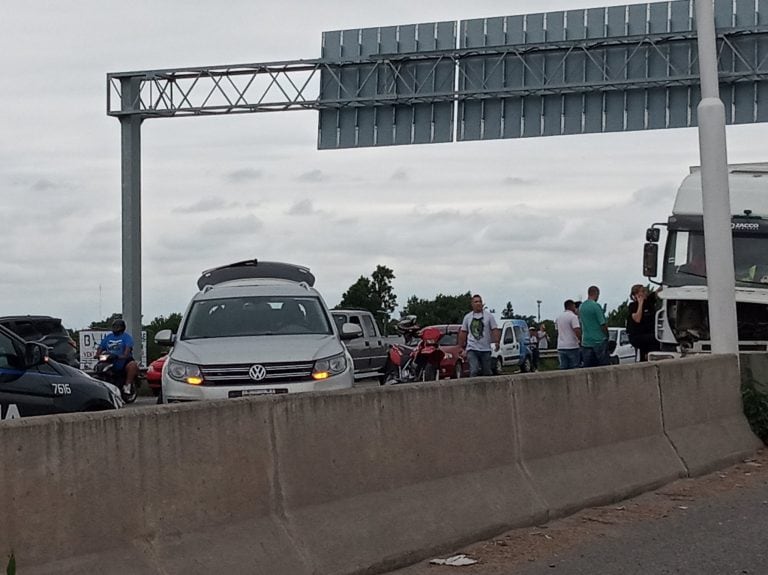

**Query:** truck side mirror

left=646, top=228, right=661, bottom=242
left=643, top=242, right=659, bottom=277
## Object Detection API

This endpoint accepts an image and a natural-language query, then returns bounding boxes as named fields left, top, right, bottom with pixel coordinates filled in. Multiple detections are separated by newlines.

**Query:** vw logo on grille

left=248, top=364, right=267, bottom=381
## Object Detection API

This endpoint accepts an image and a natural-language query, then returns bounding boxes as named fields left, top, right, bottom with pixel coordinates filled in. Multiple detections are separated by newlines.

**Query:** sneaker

left=123, top=384, right=132, bottom=395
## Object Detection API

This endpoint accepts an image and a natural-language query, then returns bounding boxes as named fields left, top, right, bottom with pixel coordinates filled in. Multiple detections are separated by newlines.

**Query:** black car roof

left=0, top=315, right=63, bottom=323
left=197, top=259, right=315, bottom=290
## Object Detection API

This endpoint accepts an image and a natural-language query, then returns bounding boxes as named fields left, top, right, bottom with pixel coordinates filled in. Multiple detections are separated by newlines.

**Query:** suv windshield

left=663, top=230, right=768, bottom=287
left=181, top=296, right=332, bottom=339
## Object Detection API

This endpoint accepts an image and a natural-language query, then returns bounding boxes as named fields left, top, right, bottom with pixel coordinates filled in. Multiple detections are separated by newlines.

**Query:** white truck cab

left=155, top=260, right=360, bottom=402
left=644, top=164, right=768, bottom=356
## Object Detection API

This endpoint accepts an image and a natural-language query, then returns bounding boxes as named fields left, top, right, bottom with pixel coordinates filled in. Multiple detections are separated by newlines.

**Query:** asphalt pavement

left=391, top=454, right=768, bottom=575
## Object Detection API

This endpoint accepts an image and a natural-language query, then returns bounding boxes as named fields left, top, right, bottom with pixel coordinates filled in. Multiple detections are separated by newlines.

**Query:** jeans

left=467, top=350, right=493, bottom=377
left=581, top=340, right=611, bottom=368
left=558, top=348, right=581, bottom=370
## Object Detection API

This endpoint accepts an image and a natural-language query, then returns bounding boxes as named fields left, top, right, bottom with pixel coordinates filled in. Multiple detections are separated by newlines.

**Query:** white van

left=608, top=327, right=637, bottom=364
left=155, top=260, right=360, bottom=402
left=491, top=319, right=534, bottom=374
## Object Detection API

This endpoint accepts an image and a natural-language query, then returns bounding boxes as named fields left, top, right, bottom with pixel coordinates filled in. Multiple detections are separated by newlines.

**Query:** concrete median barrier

left=272, top=380, right=546, bottom=574
left=0, top=355, right=761, bottom=574
left=516, top=364, right=686, bottom=518
left=657, top=354, right=762, bottom=476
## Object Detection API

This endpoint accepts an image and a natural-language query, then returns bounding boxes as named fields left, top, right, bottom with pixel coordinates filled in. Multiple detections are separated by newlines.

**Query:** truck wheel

left=520, top=357, right=532, bottom=373
left=453, top=361, right=463, bottom=379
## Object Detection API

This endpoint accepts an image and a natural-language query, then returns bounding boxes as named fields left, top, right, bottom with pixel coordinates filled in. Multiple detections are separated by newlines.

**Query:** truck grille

left=199, top=361, right=315, bottom=386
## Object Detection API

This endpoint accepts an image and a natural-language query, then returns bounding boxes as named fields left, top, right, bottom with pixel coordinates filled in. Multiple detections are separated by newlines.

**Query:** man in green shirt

left=579, top=285, right=609, bottom=367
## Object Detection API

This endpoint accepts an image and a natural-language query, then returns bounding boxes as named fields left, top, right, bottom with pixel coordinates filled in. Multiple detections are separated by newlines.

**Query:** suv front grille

left=199, top=361, right=315, bottom=386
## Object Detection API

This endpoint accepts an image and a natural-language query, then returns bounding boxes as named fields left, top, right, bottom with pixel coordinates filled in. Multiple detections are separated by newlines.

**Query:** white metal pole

left=694, top=0, right=738, bottom=355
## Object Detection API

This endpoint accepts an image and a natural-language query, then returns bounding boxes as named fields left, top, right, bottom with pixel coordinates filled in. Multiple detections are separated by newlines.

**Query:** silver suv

left=155, top=260, right=360, bottom=402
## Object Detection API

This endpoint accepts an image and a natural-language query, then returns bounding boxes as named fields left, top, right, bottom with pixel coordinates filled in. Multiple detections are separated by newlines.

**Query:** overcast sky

left=1, top=0, right=765, bottom=330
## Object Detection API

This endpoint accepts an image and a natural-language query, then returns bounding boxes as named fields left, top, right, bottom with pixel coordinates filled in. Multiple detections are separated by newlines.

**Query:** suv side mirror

left=24, top=342, right=47, bottom=368
left=154, top=329, right=176, bottom=346
left=643, top=242, right=659, bottom=277
left=340, top=323, right=363, bottom=341
left=646, top=227, right=661, bottom=242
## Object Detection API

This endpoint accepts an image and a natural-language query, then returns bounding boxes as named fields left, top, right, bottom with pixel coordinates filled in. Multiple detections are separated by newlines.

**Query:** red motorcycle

left=382, top=322, right=445, bottom=385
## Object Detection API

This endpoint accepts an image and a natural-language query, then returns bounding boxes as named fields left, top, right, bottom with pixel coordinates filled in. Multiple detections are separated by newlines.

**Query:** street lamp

left=536, top=300, right=542, bottom=323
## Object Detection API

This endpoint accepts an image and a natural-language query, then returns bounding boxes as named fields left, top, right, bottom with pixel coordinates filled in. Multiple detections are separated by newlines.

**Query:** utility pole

left=536, top=300, right=542, bottom=323
left=694, top=0, right=739, bottom=354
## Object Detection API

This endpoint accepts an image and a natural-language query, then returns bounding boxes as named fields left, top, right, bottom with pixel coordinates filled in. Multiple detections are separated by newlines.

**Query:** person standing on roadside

left=536, top=324, right=549, bottom=351
left=458, top=294, right=501, bottom=377
left=579, top=285, right=610, bottom=367
left=528, top=326, right=540, bottom=371
left=627, top=284, right=661, bottom=361
left=555, top=300, right=582, bottom=369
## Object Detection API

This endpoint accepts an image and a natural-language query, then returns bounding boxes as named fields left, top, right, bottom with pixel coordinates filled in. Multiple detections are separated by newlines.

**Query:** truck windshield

left=182, top=296, right=332, bottom=339
left=663, top=230, right=768, bottom=287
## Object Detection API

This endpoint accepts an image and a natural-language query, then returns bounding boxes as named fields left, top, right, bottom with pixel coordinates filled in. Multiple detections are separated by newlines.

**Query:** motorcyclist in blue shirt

left=95, top=319, right=138, bottom=394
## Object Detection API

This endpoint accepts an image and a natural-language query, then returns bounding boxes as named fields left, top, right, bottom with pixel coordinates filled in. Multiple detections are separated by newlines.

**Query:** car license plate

left=228, top=389, right=288, bottom=398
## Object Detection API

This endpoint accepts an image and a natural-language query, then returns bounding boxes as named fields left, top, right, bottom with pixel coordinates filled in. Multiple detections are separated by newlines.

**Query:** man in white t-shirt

left=555, top=299, right=582, bottom=370
left=458, top=294, right=500, bottom=377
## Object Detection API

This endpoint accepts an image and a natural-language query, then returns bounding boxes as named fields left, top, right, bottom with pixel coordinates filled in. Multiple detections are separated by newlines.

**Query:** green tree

left=145, top=313, right=183, bottom=361
left=606, top=300, right=630, bottom=328
left=401, top=292, right=472, bottom=327
left=500, top=301, right=515, bottom=319
left=337, top=265, right=397, bottom=331
left=89, top=312, right=123, bottom=329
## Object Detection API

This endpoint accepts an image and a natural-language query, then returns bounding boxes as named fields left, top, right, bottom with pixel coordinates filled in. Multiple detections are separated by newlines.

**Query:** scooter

left=91, top=353, right=138, bottom=404
left=382, top=325, right=445, bottom=385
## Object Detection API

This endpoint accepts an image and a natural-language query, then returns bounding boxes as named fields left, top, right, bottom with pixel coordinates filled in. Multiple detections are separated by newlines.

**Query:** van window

left=503, top=327, right=514, bottom=344
left=513, top=325, right=527, bottom=344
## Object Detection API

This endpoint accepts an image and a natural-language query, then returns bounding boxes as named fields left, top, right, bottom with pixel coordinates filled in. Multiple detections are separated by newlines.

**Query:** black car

left=0, top=315, right=79, bottom=367
left=0, top=324, right=121, bottom=420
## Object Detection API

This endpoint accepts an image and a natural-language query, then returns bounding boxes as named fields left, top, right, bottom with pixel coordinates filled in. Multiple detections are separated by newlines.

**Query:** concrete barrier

left=0, top=355, right=760, bottom=575
left=272, top=380, right=545, bottom=574
left=516, top=363, right=686, bottom=518
left=657, top=355, right=762, bottom=476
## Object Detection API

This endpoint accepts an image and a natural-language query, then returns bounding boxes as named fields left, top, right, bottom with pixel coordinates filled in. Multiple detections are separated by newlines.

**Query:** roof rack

left=197, top=259, right=315, bottom=290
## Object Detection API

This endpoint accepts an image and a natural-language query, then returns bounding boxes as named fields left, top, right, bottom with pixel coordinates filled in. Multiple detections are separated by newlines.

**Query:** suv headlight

left=312, top=353, right=347, bottom=380
left=167, top=358, right=204, bottom=385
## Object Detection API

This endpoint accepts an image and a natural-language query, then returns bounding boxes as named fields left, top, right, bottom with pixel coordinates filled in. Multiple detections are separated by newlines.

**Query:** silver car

left=156, top=260, right=359, bottom=402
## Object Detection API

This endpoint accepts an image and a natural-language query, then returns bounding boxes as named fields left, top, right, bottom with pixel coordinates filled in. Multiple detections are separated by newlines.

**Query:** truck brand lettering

left=732, top=222, right=760, bottom=231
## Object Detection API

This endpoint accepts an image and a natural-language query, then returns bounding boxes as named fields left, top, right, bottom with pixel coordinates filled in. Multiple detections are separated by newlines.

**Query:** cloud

left=225, top=168, right=263, bottom=183
left=31, top=178, right=60, bottom=191
left=198, top=215, right=264, bottom=236
left=502, top=176, right=537, bottom=186
left=173, top=197, right=232, bottom=214
left=390, top=168, right=408, bottom=181
left=297, top=169, right=326, bottom=183
left=287, top=199, right=322, bottom=216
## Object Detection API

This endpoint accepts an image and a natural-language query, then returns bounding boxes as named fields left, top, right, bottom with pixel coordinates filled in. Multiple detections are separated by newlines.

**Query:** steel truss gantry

left=108, top=27, right=768, bottom=118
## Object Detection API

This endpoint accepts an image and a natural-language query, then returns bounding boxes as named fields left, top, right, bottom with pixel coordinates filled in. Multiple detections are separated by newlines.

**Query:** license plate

left=228, top=389, right=288, bottom=398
